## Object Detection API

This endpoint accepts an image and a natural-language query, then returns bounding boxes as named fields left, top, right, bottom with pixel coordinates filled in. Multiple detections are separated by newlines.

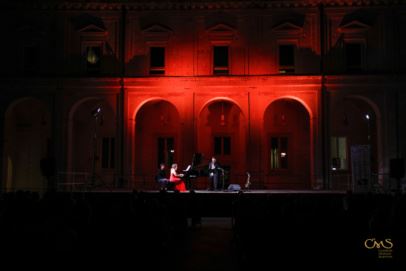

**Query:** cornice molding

left=207, top=23, right=237, bottom=43
left=338, top=20, right=370, bottom=33
left=4, top=1, right=404, bottom=11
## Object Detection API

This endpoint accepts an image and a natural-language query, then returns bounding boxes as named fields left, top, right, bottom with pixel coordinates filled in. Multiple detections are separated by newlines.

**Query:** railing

left=57, top=171, right=90, bottom=192
left=330, top=172, right=352, bottom=191
left=330, top=171, right=396, bottom=193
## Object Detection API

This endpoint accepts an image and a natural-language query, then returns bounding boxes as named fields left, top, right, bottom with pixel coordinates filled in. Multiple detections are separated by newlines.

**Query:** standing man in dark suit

left=208, top=157, right=222, bottom=191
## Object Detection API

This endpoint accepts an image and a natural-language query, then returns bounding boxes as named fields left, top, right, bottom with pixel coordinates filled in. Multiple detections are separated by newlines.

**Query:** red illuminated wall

left=126, top=76, right=320, bottom=189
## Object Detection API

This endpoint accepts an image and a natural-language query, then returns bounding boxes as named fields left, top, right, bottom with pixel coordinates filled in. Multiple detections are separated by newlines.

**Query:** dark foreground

left=0, top=190, right=404, bottom=269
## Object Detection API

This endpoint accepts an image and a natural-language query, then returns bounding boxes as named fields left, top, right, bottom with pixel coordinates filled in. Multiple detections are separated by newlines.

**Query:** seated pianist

left=155, top=163, right=169, bottom=190
left=169, top=163, right=186, bottom=191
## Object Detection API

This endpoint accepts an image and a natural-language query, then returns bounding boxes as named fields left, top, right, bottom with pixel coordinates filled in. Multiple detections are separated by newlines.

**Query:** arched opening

left=330, top=96, right=379, bottom=191
left=68, top=98, right=116, bottom=188
left=198, top=99, right=246, bottom=189
left=3, top=98, right=51, bottom=192
left=134, top=100, right=180, bottom=189
left=263, top=98, right=311, bottom=189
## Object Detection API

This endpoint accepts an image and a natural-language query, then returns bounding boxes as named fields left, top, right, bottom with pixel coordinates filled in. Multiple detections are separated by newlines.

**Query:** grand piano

left=182, top=153, right=205, bottom=190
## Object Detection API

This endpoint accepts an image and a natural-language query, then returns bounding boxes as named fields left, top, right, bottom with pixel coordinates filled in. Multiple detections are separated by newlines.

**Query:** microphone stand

left=90, top=113, right=99, bottom=188
left=89, top=107, right=112, bottom=192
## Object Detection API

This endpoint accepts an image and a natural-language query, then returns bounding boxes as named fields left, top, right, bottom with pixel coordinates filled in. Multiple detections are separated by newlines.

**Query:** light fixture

left=87, top=47, right=99, bottom=64
left=365, top=114, right=370, bottom=120
left=220, top=102, right=225, bottom=126
left=281, top=152, right=287, bottom=158
left=160, top=103, right=169, bottom=125
left=281, top=114, right=286, bottom=121
left=91, top=106, right=102, bottom=117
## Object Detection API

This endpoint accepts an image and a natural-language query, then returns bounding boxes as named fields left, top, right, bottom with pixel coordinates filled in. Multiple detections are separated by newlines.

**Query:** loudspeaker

left=390, top=158, right=405, bottom=179
left=227, top=184, right=241, bottom=191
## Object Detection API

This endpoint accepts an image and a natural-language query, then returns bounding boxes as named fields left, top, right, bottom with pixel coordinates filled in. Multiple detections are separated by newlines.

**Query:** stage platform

left=139, top=189, right=347, bottom=194
left=76, top=188, right=347, bottom=194
left=59, top=189, right=349, bottom=217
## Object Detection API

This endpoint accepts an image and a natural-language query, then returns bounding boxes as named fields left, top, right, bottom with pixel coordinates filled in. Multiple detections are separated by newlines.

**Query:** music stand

left=220, top=168, right=225, bottom=191
left=184, top=164, right=192, bottom=190
left=187, top=153, right=202, bottom=190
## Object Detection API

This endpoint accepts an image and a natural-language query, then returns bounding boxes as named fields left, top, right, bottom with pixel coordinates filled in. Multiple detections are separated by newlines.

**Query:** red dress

left=170, top=169, right=186, bottom=191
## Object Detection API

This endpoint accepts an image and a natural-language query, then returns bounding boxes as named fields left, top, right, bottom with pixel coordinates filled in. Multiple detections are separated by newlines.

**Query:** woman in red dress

left=169, top=163, right=186, bottom=191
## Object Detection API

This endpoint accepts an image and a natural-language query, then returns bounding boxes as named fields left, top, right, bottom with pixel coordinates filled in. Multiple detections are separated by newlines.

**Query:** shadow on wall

left=127, top=55, right=148, bottom=76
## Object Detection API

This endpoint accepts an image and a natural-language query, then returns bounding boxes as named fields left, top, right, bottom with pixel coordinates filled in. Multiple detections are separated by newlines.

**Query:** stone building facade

left=1, top=0, right=405, bottom=192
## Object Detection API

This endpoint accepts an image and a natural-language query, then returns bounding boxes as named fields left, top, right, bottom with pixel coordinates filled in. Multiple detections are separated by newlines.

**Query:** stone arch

left=3, top=97, right=51, bottom=192
left=197, top=98, right=247, bottom=188
left=67, top=97, right=116, bottom=188
left=330, top=95, right=382, bottom=191
left=263, top=98, right=311, bottom=189
left=132, top=99, right=181, bottom=189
